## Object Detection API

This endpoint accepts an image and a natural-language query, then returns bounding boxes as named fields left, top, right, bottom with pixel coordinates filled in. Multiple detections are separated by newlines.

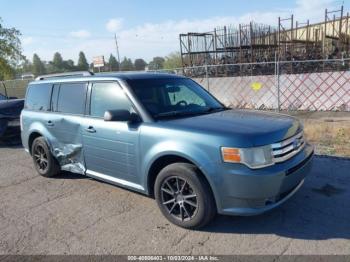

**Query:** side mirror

left=104, top=110, right=140, bottom=123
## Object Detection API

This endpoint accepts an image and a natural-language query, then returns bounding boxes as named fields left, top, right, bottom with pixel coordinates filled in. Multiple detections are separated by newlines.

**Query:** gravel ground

left=0, top=145, right=349, bottom=255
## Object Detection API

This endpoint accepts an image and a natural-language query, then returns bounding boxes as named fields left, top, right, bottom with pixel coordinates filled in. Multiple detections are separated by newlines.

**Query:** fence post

left=275, top=53, right=281, bottom=112
left=205, top=64, right=210, bottom=92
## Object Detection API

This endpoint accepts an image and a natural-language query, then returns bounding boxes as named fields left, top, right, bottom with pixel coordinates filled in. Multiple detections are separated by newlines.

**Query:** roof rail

left=35, top=71, right=94, bottom=81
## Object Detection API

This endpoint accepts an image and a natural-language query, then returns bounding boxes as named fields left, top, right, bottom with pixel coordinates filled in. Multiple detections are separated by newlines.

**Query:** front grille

left=271, top=131, right=305, bottom=163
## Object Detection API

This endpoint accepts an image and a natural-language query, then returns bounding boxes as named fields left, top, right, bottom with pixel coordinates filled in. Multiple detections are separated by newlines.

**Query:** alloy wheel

left=33, top=144, right=49, bottom=172
left=160, top=176, right=198, bottom=221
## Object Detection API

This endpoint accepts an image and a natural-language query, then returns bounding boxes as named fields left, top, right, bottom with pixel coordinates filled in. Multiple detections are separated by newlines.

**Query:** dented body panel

left=21, top=111, right=85, bottom=174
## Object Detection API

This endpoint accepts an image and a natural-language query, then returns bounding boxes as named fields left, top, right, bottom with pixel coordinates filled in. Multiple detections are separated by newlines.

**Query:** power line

left=114, top=34, right=121, bottom=68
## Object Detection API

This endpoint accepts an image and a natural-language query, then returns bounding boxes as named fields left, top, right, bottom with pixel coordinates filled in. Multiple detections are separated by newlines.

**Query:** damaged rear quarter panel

left=24, top=111, right=86, bottom=174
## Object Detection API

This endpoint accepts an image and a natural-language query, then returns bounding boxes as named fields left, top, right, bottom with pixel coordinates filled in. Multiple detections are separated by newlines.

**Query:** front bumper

left=213, top=143, right=314, bottom=216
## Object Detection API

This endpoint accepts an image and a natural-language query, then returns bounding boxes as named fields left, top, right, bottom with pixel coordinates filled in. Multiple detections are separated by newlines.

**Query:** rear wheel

left=155, top=163, right=216, bottom=229
left=31, top=137, right=60, bottom=177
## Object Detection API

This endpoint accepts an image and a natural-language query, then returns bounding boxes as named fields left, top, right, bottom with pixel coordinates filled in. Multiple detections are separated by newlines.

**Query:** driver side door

left=81, top=81, right=142, bottom=189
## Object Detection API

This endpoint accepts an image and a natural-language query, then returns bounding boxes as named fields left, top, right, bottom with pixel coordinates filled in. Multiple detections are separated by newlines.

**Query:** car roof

left=30, top=72, right=186, bottom=85
left=96, top=72, right=185, bottom=80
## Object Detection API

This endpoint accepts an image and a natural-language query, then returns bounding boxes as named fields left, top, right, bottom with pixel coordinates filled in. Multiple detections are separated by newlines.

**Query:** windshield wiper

left=154, top=110, right=199, bottom=119
left=198, top=106, right=230, bottom=115
left=203, top=106, right=227, bottom=113
left=154, top=107, right=228, bottom=119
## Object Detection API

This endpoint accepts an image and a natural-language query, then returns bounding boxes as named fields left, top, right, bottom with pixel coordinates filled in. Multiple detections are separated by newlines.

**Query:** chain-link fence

left=0, top=79, right=31, bottom=99
left=175, top=58, right=350, bottom=111
left=1, top=59, right=349, bottom=111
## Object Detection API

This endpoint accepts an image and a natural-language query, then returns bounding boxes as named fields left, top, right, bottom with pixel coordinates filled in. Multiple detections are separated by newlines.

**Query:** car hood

left=159, top=109, right=302, bottom=147
left=0, top=99, right=25, bottom=118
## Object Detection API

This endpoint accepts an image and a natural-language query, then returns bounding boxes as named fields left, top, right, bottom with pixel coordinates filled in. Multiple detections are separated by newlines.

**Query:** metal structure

left=179, top=6, right=350, bottom=76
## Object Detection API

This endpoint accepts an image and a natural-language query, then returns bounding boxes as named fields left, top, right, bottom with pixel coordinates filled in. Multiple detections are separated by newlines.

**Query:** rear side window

left=90, top=82, right=133, bottom=118
left=25, top=83, right=52, bottom=111
left=57, top=83, right=87, bottom=115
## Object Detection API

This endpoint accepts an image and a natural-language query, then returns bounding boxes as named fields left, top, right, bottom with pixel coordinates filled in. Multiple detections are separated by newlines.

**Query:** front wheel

left=31, top=137, right=60, bottom=177
left=154, top=163, right=216, bottom=229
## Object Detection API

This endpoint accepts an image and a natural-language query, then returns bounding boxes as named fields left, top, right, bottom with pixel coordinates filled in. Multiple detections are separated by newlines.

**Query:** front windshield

left=126, top=77, right=225, bottom=119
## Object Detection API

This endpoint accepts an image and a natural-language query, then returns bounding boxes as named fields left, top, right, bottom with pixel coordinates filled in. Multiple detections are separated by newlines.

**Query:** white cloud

left=106, top=18, right=123, bottom=32
left=69, top=30, right=91, bottom=38
left=296, top=0, right=335, bottom=11
left=22, top=36, right=35, bottom=46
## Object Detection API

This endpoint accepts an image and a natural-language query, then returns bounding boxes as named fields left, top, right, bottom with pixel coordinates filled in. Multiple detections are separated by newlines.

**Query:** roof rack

left=35, top=71, right=94, bottom=81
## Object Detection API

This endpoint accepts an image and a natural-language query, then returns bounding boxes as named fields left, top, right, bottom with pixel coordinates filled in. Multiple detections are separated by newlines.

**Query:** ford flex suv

left=21, top=71, right=314, bottom=229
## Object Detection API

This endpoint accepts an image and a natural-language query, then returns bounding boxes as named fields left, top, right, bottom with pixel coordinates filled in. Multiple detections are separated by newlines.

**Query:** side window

left=25, top=83, right=52, bottom=111
left=90, top=82, right=133, bottom=118
left=57, top=83, right=87, bottom=115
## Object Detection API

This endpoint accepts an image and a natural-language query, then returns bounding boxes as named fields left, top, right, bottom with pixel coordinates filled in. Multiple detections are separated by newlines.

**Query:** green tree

left=77, top=51, right=88, bottom=70
left=0, top=17, right=23, bottom=80
left=134, top=58, right=147, bottom=71
left=148, top=56, right=165, bottom=70
left=45, top=62, right=56, bottom=74
left=63, top=59, right=75, bottom=71
left=120, top=57, right=134, bottom=71
left=16, top=58, right=32, bottom=75
left=108, top=54, right=119, bottom=71
left=52, top=52, right=64, bottom=71
left=163, top=52, right=182, bottom=69
left=32, top=53, right=46, bottom=76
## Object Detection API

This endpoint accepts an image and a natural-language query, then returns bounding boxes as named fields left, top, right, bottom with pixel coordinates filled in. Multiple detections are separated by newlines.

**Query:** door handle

left=85, top=126, right=96, bottom=133
left=46, top=120, right=54, bottom=127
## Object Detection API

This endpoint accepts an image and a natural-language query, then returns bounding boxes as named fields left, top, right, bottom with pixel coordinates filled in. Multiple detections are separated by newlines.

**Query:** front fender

left=141, top=140, right=222, bottom=209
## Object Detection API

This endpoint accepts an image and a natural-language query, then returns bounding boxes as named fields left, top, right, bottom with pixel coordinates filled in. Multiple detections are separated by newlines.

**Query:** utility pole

left=114, top=34, right=121, bottom=71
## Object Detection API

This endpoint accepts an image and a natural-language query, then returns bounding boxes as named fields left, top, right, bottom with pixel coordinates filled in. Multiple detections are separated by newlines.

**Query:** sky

left=1, top=0, right=349, bottom=63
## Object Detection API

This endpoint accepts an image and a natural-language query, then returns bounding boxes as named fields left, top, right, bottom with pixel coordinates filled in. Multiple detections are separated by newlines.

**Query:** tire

left=31, top=137, right=60, bottom=177
left=154, top=163, right=216, bottom=229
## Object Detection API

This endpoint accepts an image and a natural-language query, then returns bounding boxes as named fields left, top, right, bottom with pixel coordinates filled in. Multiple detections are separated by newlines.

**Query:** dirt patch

left=284, top=111, right=350, bottom=157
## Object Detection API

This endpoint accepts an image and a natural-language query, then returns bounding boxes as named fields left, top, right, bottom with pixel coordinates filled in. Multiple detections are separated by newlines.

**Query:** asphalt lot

left=0, top=144, right=349, bottom=255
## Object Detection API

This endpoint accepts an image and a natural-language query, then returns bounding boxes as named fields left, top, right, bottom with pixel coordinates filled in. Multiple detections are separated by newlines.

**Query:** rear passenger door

left=81, top=81, right=141, bottom=188
left=48, top=82, right=88, bottom=173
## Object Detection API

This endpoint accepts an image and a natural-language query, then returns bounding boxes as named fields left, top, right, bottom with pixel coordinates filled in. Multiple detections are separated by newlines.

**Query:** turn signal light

left=221, top=147, right=241, bottom=163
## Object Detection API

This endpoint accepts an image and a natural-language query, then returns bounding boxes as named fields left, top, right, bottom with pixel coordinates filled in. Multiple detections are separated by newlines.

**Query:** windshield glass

left=126, top=77, right=224, bottom=119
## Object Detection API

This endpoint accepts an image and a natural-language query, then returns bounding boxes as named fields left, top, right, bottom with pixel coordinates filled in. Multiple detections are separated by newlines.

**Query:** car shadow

left=0, top=135, right=22, bottom=148
left=201, top=156, right=350, bottom=240
left=52, top=171, right=89, bottom=180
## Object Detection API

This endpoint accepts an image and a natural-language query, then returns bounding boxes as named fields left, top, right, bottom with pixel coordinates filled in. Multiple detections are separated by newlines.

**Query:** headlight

left=221, top=145, right=274, bottom=169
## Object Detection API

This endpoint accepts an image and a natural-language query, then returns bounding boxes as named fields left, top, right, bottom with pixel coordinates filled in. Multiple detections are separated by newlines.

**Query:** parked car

left=21, top=71, right=314, bottom=228
left=0, top=84, right=24, bottom=141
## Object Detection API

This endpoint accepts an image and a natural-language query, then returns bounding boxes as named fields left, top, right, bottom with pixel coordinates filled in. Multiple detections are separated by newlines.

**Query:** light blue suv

left=21, top=71, right=313, bottom=228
